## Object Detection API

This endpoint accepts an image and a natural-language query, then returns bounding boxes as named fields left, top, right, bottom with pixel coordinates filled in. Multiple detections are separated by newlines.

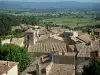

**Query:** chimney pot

left=7, top=62, right=9, bottom=67
left=40, top=56, right=43, bottom=63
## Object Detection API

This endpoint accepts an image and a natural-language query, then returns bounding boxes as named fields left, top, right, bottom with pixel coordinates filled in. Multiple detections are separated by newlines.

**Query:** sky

left=0, top=0, right=100, bottom=3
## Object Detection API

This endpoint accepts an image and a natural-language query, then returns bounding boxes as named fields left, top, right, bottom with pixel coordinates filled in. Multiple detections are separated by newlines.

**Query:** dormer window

left=90, top=51, right=98, bottom=57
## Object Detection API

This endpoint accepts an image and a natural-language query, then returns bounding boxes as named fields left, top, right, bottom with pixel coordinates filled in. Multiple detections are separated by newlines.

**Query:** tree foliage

left=0, top=13, right=42, bottom=36
left=0, top=44, right=32, bottom=72
left=0, top=14, right=11, bottom=36
left=74, top=24, right=100, bottom=33
left=22, top=16, right=38, bottom=25
left=12, top=29, right=24, bottom=38
left=82, top=58, right=100, bottom=75
left=0, top=14, right=21, bottom=36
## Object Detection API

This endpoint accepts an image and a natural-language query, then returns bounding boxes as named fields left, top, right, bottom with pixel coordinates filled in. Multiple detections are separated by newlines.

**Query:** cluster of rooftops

left=24, top=26, right=100, bottom=58
left=0, top=26, right=100, bottom=75
left=21, top=26, right=100, bottom=75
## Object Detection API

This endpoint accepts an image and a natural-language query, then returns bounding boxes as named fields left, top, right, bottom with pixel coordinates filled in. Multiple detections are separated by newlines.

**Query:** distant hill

left=0, top=1, right=100, bottom=10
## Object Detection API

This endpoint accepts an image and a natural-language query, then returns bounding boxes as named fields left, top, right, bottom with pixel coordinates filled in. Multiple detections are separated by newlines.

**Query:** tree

left=22, top=16, right=40, bottom=25
left=0, top=44, right=32, bottom=73
left=0, top=14, right=11, bottom=36
left=12, top=29, right=23, bottom=35
left=82, top=58, right=100, bottom=75
left=0, top=14, right=21, bottom=36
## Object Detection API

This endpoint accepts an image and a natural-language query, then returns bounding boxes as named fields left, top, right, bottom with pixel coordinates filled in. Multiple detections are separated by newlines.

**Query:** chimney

left=7, top=62, right=9, bottom=67
left=40, top=56, right=43, bottom=63
left=36, top=63, right=41, bottom=75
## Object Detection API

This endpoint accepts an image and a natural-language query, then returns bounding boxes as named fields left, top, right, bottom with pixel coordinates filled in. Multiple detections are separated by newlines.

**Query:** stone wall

left=29, top=52, right=49, bottom=57
left=52, top=55, right=75, bottom=64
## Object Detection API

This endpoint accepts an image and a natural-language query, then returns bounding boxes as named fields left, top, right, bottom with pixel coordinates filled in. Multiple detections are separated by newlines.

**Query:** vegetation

left=82, top=58, right=100, bottom=75
left=12, top=29, right=24, bottom=38
left=0, top=11, right=100, bottom=36
left=0, top=44, right=32, bottom=73
left=21, top=16, right=41, bottom=25
left=0, top=13, right=42, bottom=36
left=74, top=24, right=100, bottom=33
left=44, top=16, right=100, bottom=27
left=43, top=14, right=100, bottom=32
left=0, top=14, right=21, bottom=36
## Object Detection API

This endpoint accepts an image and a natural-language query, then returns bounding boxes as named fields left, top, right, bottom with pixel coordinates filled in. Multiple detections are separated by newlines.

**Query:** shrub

left=0, top=44, right=32, bottom=73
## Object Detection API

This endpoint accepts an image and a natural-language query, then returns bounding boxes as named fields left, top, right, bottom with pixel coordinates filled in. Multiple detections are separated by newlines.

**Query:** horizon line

left=0, top=0, right=100, bottom=3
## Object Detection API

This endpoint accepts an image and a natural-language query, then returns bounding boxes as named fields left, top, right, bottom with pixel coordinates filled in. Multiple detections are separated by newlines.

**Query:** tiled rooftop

left=25, top=28, right=34, bottom=33
left=29, top=43, right=67, bottom=53
left=21, top=57, right=51, bottom=75
left=69, top=41, right=100, bottom=57
left=77, top=33, right=91, bottom=43
left=37, top=37, right=64, bottom=43
left=49, top=64, right=75, bottom=75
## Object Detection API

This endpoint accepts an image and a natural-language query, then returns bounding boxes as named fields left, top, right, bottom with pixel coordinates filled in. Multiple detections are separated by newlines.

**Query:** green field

left=44, top=16, right=100, bottom=28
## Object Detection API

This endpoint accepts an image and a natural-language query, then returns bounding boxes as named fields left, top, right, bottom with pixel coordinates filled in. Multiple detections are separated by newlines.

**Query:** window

left=90, top=51, right=98, bottom=57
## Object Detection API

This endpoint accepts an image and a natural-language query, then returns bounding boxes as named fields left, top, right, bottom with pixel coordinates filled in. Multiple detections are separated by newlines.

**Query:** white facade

left=2, top=65, right=18, bottom=75
left=1, top=39, right=10, bottom=45
left=73, top=32, right=78, bottom=37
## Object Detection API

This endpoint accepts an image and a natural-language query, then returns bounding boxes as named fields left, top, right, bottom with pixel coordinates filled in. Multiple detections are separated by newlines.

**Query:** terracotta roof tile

left=29, top=43, right=67, bottom=53
left=49, top=64, right=75, bottom=75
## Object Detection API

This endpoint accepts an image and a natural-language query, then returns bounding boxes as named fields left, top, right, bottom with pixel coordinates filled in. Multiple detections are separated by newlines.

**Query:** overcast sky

left=0, top=0, right=100, bottom=3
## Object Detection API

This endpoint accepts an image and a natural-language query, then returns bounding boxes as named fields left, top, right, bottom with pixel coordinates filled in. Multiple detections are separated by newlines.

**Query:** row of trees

left=21, top=16, right=41, bottom=25
left=73, top=24, right=100, bottom=33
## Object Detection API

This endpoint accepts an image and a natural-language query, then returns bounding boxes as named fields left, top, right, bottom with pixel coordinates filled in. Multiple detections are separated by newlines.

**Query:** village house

left=0, top=60, right=18, bottom=75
